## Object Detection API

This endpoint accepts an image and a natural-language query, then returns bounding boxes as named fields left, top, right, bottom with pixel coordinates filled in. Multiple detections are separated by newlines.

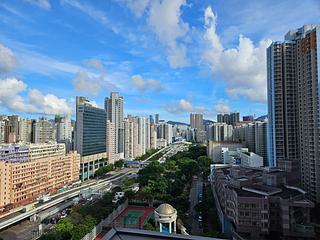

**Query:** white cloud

left=163, top=99, right=206, bottom=114
left=73, top=70, right=102, bottom=95
left=148, top=0, right=189, bottom=68
left=73, top=59, right=117, bottom=95
left=131, top=74, right=163, bottom=92
left=203, top=6, right=272, bottom=102
left=123, top=0, right=150, bottom=17
left=214, top=100, right=230, bottom=114
left=0, top=78, right=72, bottom=115
left=24, top=0, right=51, bottom=10
left=0, top=44, right=16, bottom=73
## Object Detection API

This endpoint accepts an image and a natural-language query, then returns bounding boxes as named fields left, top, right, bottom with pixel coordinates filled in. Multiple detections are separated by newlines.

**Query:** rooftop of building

left=101, top=227, right=223, bottom=240
left=215, top=165, right=306, bottom=199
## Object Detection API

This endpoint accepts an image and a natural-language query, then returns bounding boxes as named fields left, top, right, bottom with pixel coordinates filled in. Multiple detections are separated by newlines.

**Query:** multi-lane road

left=0, top=142, right=189, bottom=233
left=0, top=168, right=135, bottom=231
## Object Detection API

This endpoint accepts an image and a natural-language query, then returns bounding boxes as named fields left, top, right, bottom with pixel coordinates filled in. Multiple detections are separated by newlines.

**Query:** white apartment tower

left=104, top=92, right=124, bottom=154
left=56, top=115, right=72, bottom=152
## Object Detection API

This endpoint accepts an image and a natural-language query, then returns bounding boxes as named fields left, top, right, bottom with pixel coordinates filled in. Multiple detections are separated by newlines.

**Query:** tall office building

left=190, top=113, right=203, bottom=130
left=267, top=25, right=320, bottom=202
left=76, top=97, right=107, bottom=180
left=104, top=92, right=124, bottom=154
left=75, top=96, right=106, bottom=156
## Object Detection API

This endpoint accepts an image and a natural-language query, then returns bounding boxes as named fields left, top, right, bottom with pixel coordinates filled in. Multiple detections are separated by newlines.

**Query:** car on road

left=198, top=215, right=203, bottom=222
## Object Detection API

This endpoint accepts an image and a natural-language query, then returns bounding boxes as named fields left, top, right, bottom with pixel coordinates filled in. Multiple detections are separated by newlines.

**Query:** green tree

left=114, top=159, right=124, bottom=168
left=95, top=164, right=114, bottom=177
left=54, top=218, right=74, bottom=233
left=138, top=161, right=165, bottom=186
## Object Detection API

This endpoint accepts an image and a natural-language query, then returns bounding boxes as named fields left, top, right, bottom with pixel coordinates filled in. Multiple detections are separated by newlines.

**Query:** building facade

left=211, top=165, right=315, bottom=239
left=0, top=143, right=80, bottom=211
left=32, top=118, right=55, bottom=144
left=105, top=92, right=124, bottom=155
left=267, top=25, right=320, bottom=202
left=75, top=96, right=107, bottom=180
left=190, top=113, right=203, bottom=131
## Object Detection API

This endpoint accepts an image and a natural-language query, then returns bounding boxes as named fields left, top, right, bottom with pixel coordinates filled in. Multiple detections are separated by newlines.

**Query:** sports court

left=112, top=206, right=155, bottom=229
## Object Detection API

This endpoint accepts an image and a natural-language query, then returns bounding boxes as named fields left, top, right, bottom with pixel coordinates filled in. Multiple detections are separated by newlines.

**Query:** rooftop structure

left=210, top=164, right=315, bottom=239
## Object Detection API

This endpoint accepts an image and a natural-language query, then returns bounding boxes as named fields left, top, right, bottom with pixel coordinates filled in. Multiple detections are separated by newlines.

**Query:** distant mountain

left=203, top=119, right=215, bottom=125
left=255, top=115, right=268, bottom=121
left=167, top=120, right=189, bottom=126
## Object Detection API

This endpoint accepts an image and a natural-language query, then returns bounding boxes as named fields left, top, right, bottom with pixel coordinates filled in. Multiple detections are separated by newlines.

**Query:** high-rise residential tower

left=190, top=113, right=203, bottom=130
left=55, top=115, right=72, bottom=152
left=155, top=114, right=160, bottom=124
left=267, top=25, right=320, bottom=202
left=229, top=112, right=240, bottom=127
left=104, top=92, right=124, bottom=155
left=32, top=117, right=55, bottom=144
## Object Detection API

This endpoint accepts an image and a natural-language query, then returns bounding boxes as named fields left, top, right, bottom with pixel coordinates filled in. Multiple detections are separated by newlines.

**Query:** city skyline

left=0, top=0, right=319, bottom=122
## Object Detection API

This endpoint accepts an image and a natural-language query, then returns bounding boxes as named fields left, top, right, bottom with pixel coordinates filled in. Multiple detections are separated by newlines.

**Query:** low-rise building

left=0, top=143, right=80, bottom=211
left=223, top=148, right=263, bottom=168
left=207, top=141, right=243, bottom=163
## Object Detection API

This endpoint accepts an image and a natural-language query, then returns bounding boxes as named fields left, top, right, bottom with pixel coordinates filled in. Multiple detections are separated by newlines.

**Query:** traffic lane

left=188, top=176, right=203, bottom=235
left=0, top=169, right=135, bottom=230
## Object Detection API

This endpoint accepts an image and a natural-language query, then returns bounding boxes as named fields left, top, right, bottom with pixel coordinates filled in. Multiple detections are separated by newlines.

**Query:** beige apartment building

left=0, top=143, right=80, bottom=211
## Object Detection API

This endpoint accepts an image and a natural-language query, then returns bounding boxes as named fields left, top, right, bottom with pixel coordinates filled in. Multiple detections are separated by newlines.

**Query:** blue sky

left=0, top=0, right=319, bottom=122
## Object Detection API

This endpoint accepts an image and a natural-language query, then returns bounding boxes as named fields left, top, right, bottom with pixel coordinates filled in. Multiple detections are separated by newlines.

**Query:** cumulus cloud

left=203, top=6, right=272, bottom=102
left=148, top=0, right=189, bottom=68
left=163, top=99, right=206, bottom=114
left=0, top=44, right=16, bottom=73
left=24, top=0, right=51, bottom=10
left=73, top=70, right=102, bottom=95
left=0, top=78, right=71, bottom=115
left=214, top=100, right=231, bottom=114
left=73, top=59, right=116, bottom=95
left=131, top=74, right=163, bottom=92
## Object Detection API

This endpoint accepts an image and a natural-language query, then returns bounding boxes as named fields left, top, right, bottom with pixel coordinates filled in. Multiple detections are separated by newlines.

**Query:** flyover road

left=0, top=169, right=135, bottom=230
